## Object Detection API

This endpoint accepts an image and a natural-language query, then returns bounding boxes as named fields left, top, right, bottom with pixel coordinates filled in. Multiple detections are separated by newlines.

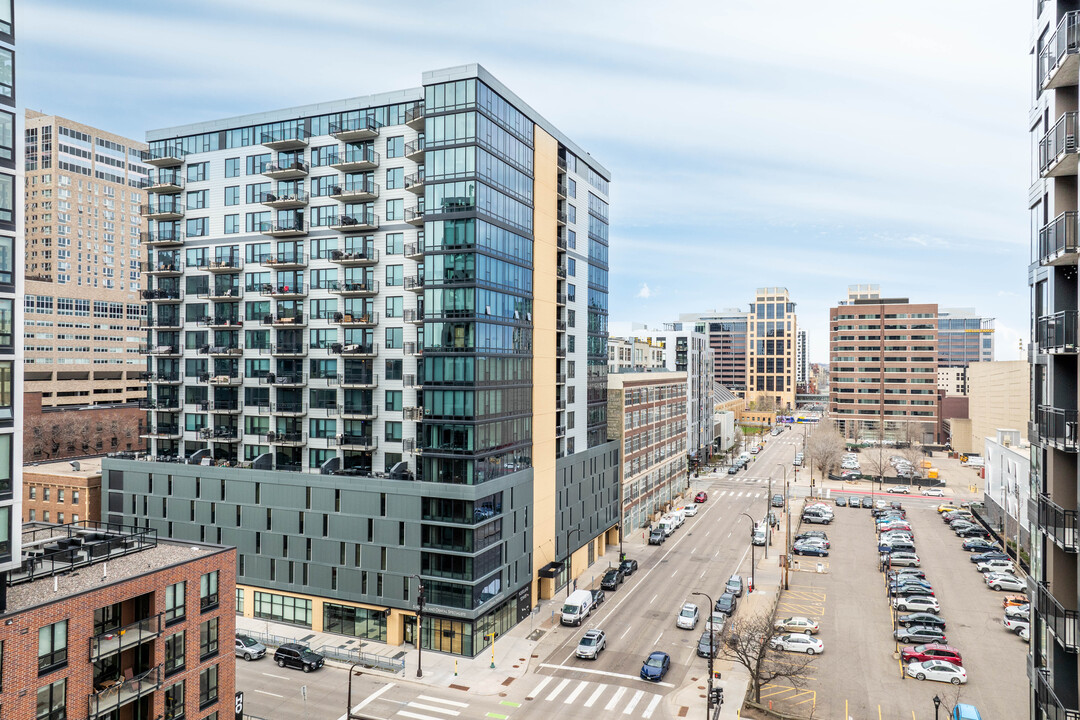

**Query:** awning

left=538, top=561, right=564, bottom=578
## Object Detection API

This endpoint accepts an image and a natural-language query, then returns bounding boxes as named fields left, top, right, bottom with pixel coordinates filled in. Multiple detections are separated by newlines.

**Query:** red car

left=900, top=643, right=963, bottom=666
left=695, top=492, right=708, bottom=503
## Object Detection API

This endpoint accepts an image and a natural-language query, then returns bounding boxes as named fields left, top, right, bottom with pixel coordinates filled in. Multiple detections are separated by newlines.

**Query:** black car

left=771, top=494, right=785, bottom=508
left=956, top=526, right=990, bottom=538
left=649, top=529, right=665, bottom=545
left=727, top=465, right=739, bottom=475
left=796, top=530, right=829, bottom=546
left=601, top=567, right=625, bottom=590
left=620, top=558, right=639, bottom=576
left=861, top=497, right=875, bottom=508
left=971, top=550, right=1009, bottom=564
left=273, top=643, right=325, bottom=673
left=792, top=542, right=828, bottom=557
left=591, top=588, right=606, bottom=607
left=835, top=496, right=848, bottom=507
left=962, top=538, right=998, bottom=552
left=898, top=612, right=946, bottom=629
left=890, top=584, right=935, bottom=598
left=714, top=592, right=738, bottom=616
left=894, top=625, right=947, bottom=644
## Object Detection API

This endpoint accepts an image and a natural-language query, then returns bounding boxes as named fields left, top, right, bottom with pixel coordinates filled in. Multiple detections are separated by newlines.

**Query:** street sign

left=235, top=691, right=244, bottom=720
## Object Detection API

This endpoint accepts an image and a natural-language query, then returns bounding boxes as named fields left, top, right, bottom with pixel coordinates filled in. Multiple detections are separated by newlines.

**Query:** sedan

left=774, top=616, right=819, bottom=635
left=891, top=584, right=935, bottom=598
left=971, top=551, right=1009, bottom=564
left=962, top=539, right=999, bottom=553
left=956, top=526, right=991, bottom=539
left=861, top=497, right=875, bottom=508
left=888, top=569, right=927, bottom=581
left=682, top=504, right=698, bottom=517
left=793, top=542, right=829, bottom=557
left=1003, top=594, right=1029, bottom=609
left=906, top=661, right=968, bottom=685
left=590, top=589, right=606, bottom=607
left=894, top=596, right=941, bottom=613
left=697, top=630, right=722, bottom=658
left=714, top=593, right=738, bottom=616
left=640, top=651, right=671, bottom=681
left=895, top=625, right=948, bottom=644
left=986, top=574, right=1027, bottom=592
left=898, top=612, right=945, bottom=629
left=576, top=629, right=606, bottom=659
left=769, top=634, right=824, bottom=655
left=835, top=496, right=848, bottom=507
left=888, top=552, right=921, bottom=568
left=695, top=492, right=708, bottom=503
left=1005, top=604, right=1030, bottom=621
left=922, top=488, right=945, bottom=497
left=619, top=558, right=639, bottom=576
left=706, top=612, right=726, bottom=632
left=887, top=486, right=911, bottom=494
left=676, top=603, right=700, bottom=629
left=601, top=568, right=625, bottom=590
left=937, top=504, right=961, bottom=514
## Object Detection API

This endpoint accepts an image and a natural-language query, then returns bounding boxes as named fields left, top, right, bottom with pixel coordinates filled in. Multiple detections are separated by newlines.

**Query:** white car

left=1019, top=626, right=1030, bottom=642
left=1005, top=604, right=1030, bottom=621
left=575, top=629, right=606, bottom=659
left=894, top=595, right=940, bottom=613
left=1003, top=617, right=1030, bottom=635
left=889, top=552, right=921, bottom=567
left=769, top=633, right=824, bottom=655
left=676, top=603, right=700, bottom=629
left=682, top=504, right=698, bottom=517
left=986, top=574, right=1027, bottom=592
left=922, top=488, right=945, bottom=497
left=977, top=560, right=1015, bottom=575
left=906, top=660, right=967, bottom=685
left=706, top=612, right=726, bottom=632
left=887, top=486, right=911, bottom=494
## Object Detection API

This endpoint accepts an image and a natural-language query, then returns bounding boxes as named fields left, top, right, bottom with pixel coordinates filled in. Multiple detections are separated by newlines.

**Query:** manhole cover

left=449, top=684, right=469, bottom=692
left=502, top=678, right=514, bottom=686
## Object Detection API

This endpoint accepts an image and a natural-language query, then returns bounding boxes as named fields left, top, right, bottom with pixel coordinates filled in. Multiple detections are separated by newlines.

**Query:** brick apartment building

left=22, top=456, right=104, bottom=524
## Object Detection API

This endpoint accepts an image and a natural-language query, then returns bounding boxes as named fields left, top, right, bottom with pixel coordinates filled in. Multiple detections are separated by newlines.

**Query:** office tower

left=102, top=64, right=618, bottom=657
left=1030, top=5, right=1080, bottom=714
left=843, top=283, right=880, bottom=303
left=678, top=309, right=749, bottom=395
left=0, top=0, right=18, bottom=608
left=937, top=307, right=994, bottom=367
left=23, top=111, right=150, bottom=407
left=606, top=335, right=665, bottom=373
left=746, top=287, right=797, bottom=410
left=796, top=329, right=808, bottom=388
left=828, top=294, right=938, bottom=444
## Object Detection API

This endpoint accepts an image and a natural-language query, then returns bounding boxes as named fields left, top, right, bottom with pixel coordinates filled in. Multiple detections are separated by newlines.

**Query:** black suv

left=620, top=558, right=639, bottom=576
left=273, top=643, right=325, bottom=673
left=601, top=567, right=626, bottom=590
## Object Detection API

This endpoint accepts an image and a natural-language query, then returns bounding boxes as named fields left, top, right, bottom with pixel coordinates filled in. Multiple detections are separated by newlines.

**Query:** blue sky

left=20, top=0, right=1032, bottom=362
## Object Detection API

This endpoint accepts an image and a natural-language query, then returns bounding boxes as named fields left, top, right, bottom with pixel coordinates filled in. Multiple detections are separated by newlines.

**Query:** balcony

left=1041, top=11, right=1080, bottom=90
left=1038, top=311, right=1080, bottom=354
left=146, top=344, right=181, bottom=357
left=198, top=257, right=243, bottom=273
left=207, top=400, right=241, bottom=414
left=266, top=431, right=306, bottom=446
left=403, top=406, right=423, bottom=421
left=262, top=373, right=305, bottom=387
left=330, top=178, right=379, bottom=203
left=557, top=266, right=567, bottom=279
left=556, top=345, right=567, bottom=358
left=556, top=293, right=567, bottom=306
left=341, top=404, right=377, bottom=420
left=141, top=315, right=182, bottom=330
left=144, top=172, right=184, bottom=193
left=405, top=206, right=425, bottom=226
left=329, top=279, right=379, bottom=297
left=1034, top=666, right=1080, bottom=720
left=261, top=127, right=309, bottom=151
left=404, top=241, right=424, bottom=260
left=556, top=373, right=567, bottom=385
left=1041, top=112, right=1079, bottom=178
left=88, top=665, right=162, bottom=720
left=329, top=247, right=379, bottom=266
left=143, top=425, right=181, bottom=439
left=404, top=308, right=423, bottom=324
left=142, top=229, right=184, bottom=247
left=1040, top=212, right=1080, bottom=266
left=341, top=374, right=377, bottom=389
left=262, top=159, right=309, bottom=180
left=259, top=220, right=308, bottom=238
left=145, top=147, right=188, bottom=168
left=138, top=397, right=181, bottom=410
left=333, top=311, right=379, bottom=327
left=1035, top=579, right=1080, bottom=652
left=201, top=343, right=243, bottom=357
left=143, top=260, right=183, bottom=277
left=146, top=372, right=182, bottom=384
left=404, top=275, right=424, bottom=293
left=404, top=139, right=425, bottom=163
left=206, top=316, right=243, bottom=329
left=330, top=211, right=379, bottom=233
left=330, top=116, right=380, bottom=142
left=556, top=424, right=567, bottom=437
left=405, top=373, right=421, bottom=389
left=557, top=209, right=567, bottom=226
left=556, top=180, right=567, bottom=199
left=1039, top=493, right=1079, bottom=553
left=330, top=146, right=379, bottom=172
left=262, top=313, right=306, bottom=327
left=332, top=342, right=378, bottom=358
left=1037, top=405, right=1079, bottom=452
left=201, top=287, right=240, bottom=302
left=556, top=231, right=567, bottom=251
left=90, top=614, right=162, bottom=663
left=140, top=200, right=184, bottom=221
left=261, top=189, right=310, bottom=209
left=272, top=402, right=306, bottom=416
left=199, top=426, right=240, bottom=442
left=261, top=251, right=307, bottom=269
left=556, top=319, right=566, bottom=331
left=203, top=372, right=243, bottom=387
left=271, top=342, right=308, bottom=356
left=405, top=171, right=426, bottom=195
left=405, top=103, right=426, bottom=131
left=260, top=283, right=307, bottom=299
left=336, top=433, right=377, bottom=450
left=403, top=341, right=422, bottom=357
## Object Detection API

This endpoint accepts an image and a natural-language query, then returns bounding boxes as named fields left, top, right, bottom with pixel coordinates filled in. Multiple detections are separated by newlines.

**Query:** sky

left=19, top=0, right=1032, bottom=363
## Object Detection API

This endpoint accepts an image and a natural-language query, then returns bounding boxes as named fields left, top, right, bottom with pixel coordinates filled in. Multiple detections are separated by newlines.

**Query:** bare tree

left=861, top=424, right=892, bottom=483
left=807, top=420, right=844, bottom=486
left=719, top=611, right=815, bottom=703
left=900, top=422, right=927, bottom=480
left=23, top=415, right=49, bottom=461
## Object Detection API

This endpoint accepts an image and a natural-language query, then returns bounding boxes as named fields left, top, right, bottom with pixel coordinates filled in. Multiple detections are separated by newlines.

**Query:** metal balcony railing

left=1036, top=405, right=1080, bottom=452
left=88, top=665, right=162, bottom=719
left=1040, top=212, right=1080, bottom=264
left=1040, top=112, right=1079, bottom=175
left=1038, top=311, right=1080, bottom=353
left=1035, top=665, right=1080, bottom=720
left=1040, top=11, right=1080, bottom=87
left=1035, top=579, right=1079, bottom=652
left=1039, top=493, right=1079, bottom=553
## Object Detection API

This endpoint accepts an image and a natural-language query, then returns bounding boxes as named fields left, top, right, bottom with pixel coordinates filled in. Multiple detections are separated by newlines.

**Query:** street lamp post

left=774, top=463, right=787, bottom=567
left=691, top=591, right=718, bottom=720
left=412, top=574, right=424, bottom=678
left=566, top=528, right=582, bottom=598
left=739, top=512, right=756, bottom=592
left=933, top=695, right=941, bottom=720
left=345, top=661, right=364, bottom=719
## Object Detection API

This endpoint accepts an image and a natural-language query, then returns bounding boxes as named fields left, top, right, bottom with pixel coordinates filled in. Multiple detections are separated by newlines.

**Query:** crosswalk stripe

left=584, top=685, right=606, bottom=708
left=547, top=678, right=571, bottom=702
left=407, top=703, right=459, bottom=716
left=564, top=681, right=590, bottom=704
left=623, top=689, right=645, bottom=714
left=605, top=686, right=627, bottom=711
left=418, top=696, right=469, bottom=709
left=526, top=677, right=552, bottom=700
left=398, top=712, right=448, bottom=720
left=642, top=694, right=662, bottom=718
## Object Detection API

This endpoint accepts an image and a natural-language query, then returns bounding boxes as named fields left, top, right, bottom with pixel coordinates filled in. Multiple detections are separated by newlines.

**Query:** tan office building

left=24, top=111, right=149, bottom=407
left=746, top=287, right=797, bottom=410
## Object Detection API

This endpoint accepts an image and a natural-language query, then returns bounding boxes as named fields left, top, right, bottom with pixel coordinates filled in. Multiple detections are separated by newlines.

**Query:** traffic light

left=709, top=687, right=724, bottom=708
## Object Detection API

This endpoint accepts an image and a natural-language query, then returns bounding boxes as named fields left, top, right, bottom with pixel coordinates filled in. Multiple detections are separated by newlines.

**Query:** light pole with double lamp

left=412, top=574, right=425, bottom=678
left=739, top=512, right=756, bottom=592
left=691, top=591, right=721, bottom=720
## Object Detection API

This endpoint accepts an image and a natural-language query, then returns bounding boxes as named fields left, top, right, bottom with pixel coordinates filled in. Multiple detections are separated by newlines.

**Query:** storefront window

left=322, top=603, right=387, bottom=642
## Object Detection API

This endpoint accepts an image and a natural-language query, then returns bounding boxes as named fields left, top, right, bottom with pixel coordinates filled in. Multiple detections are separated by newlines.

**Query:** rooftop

left=608, top=370, right=686, bottom=387
left=24, top=456, right=103, bottom=479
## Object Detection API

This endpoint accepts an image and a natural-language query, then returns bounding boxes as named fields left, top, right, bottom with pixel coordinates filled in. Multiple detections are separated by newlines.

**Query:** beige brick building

left=22, top=456, right=103, bottom=524
left=947, top=360, right=1029, bottom=455
left=746, top=287, right=798, bottom=411
left=23, top=111, right=149, bottom=406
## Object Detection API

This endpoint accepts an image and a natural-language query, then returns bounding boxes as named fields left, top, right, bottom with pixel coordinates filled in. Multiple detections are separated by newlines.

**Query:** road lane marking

left=642, top=694, right=662, bottom=718
left=417, top=696, right=469, bottom=708
left=623, top=689, right=645, bottom=714
left=408, top=702, right=460, bottom=716
left=605, top=687, right=627, bottom=711
left=584, top=685, right=606, bottom=708
left=620, top=625, right=633, bottom=639
left=336, top=682, right=396, bottom=720
left=653, top=633, right=662, bottom=646
left=671, top=570, right=678, bottom=577
left=705, top=530, right=711, bottom=537
left=252, top=690, right=283, bottom=698
left=564, top=680, right=590, bottom=704
left=536, top=663, right=674, bottom=687
left=650, top=594, right=657, bottom=604
left=526, top=677, right=553, bottom=700
left=547, top=678, right=571, bottom=701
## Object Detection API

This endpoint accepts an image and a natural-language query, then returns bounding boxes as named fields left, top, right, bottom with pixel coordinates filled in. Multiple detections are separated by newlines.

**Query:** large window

left=253, top=591, right=312, bottom=627
left=37, top=620, right=68, bottom=674
left=200, top=571, right=219, bottom=611
left=199, top=618, right=219, bottom=660
left=165, top=581, right=186, bottom=624
left=0, top=48, right=10, bottom=99
left=323, top=603, right=388, bottom=642
left=0, top=111, right=12, bottom=161
left=164, top=680, right=186, bottom=720
left=164, top=630, right=186, bottom=675
left=199, top=664, right=219, bottom=709
left=36, top=679, right=65, bottom=720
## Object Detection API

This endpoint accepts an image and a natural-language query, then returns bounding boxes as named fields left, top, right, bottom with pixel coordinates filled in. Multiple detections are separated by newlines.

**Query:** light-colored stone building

left=607, top=335, right=665, bottom=373
left=22, top=455, right=102, bottom=524
left=24, top=111, right=150, bottom=406
left=949, top=360, right=1029, bottom=455
left=937, top=366, right=968, bottom=396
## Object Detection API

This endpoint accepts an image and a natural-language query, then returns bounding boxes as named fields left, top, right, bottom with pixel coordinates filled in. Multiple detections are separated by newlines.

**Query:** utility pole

left=785, top=474, right=792, bottom=590
left=412, top=574, right=424, bottom=678
left=691, top=591, right=719, bottom=720
left=740, top=513, right=756, bottom=592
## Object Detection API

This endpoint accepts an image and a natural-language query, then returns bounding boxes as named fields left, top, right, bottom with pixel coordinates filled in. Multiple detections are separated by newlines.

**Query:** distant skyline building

left=796, top=329, right=808, bottom=388
left=746, top=287, right=797, bottom=410
left=606, top=335, right=665, bottom=373
left=678, top=309, right=749, bottom=396
left=937, top=307, right=994, bottom=367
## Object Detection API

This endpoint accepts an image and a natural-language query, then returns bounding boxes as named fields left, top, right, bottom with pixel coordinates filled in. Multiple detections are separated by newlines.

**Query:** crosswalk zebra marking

left=547, top=678, right=571, bottom=701
left=642, top=694, right=662, bottom=718
left=584, top=684, right=606, bottom=708
left=622, top=689, right=645, bottom=714
left=564, top=680, right=590, bottom=704
left=604, top=686, right=628, bottom=711
left=526, top=676, right=553, bottom=700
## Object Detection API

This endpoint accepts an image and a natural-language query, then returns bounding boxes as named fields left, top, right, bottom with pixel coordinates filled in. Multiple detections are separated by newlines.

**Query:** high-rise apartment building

left=796, top=329, right=808, bottom=388
left=746, top=287, right=797, bottom=410
left=23, top=111, right=149, bottom=406
left=678, top=309, right=749, bottom=395
left=0, top=0, right=21, bottom=608
left=1029, top=5, right=1080, bottom=715
left=937, top=307, right=994, bottom=367
left=828, top=295, right=938, bottom=444
left=102, top=64, right=619, bottom=657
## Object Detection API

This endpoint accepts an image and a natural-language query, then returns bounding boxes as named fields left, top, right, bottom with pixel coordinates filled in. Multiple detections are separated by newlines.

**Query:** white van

left=670, top=508, right=685, bottom=527
left=561, top=589, right=594, bottom=626
left=658, top=516, right=675, bottom=537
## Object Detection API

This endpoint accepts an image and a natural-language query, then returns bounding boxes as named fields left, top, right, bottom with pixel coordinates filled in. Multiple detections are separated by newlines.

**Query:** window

left=385, top=296, right=402, bottom=318
left=200, top=617, right=219, bottom=660
left=0, top=236, right=12, bottom=284
left=385, top=421, right=402, bottom=442
left=385, top=327, right=403, bottom=349
left=567, top=204, right=577, bottom=223
left=0, top=111, right=13, bottom=161
left=386, top=265, right=403, bottom=286
left=385, top=359, right=402, bottom=380
left=164, top=631, right=186, bottom=675
left=43, top=488, right=49, bottom=501
left=186, top=218, right=208, bottom=237
left=200, top=571, right=219, bottom=610
left=253, top=591, right=312, bottom=626
left=247, top=153, right=270, bottom=175
left=166, top=581, right=186, bottom=624
left=567, top=177, right=576, bottom=197
left=224, top=214, right=239, bottom=234
left=36, top=679, right=65, bottom=720
left=385, top=390, right=402, bottom=411
left=225, top=157, right=240, bottom=178
left=0, top=176, right=10, bottom=224
left=38, top=620, right=67, bottom=674
left=187, top=190, right=207, bottom=210
left=386, top=198, right=403, bottom=221
left=164, top=680, right=186, bottom=720
left=224, top=186, right=239, bottom=206
left=57, top=490, right=64, bottom=503
left=199, top=664, right=219, bottom=709
left=387, top=136, right=404, bottom=158
left=187, top=162, right=207, bottom=182
left=386, top=167, right=403, bottom=189
left=567, top=258, right=576, bottom=276
left=0, top=48, right=11, bottom=100
left=386, top=232, right=403, bottom=255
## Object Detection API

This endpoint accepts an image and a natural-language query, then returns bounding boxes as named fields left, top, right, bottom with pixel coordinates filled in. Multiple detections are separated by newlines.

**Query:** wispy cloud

left=636, top=283, right=652, bottom=300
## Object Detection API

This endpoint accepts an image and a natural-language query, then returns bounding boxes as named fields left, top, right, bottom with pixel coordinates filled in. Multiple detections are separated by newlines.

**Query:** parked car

left=894, top=595, right=941, bottom=613
left=640, top=651, right=671, bottom=681
left=695, top=492, right=708, bottom=503
left=727, top=465, right=739, bottom=475
left=774, top=616, right=819, bottom=635
left=887, top=486, right=911, bottom=494
left=1005, top=604, right=1030, bottom=621
left=725, top=575, right=745, bottom=597
left=771, top=494, right=785, bottom=507
left=922, top=488, right=945, bottom=497
left=620, top=558, right=639, bottom=576
left=683, top=504, right=698, bottom=517
left=706, top=611, right=726, bottom=632
left=957, top=526, right=991, bottom=539
left=576, top=629, right=606, bottom=659
left=273, top=643, right=325, bottom=673
left=986, top=574, right=1027, bottom=592
left=649, top=528, right=665, bottom=545
left=970, top=551, right=1009, bottom=564
left=895, top=625, right=947, bottom=644
left=977, top=560, right=1015, bottom=575
left=697, top=630, right=722, bottom=658
left=891, top=584, right=935, bottom=599
left=793, top=542, right=829, bottom=557
left=801, top=510, right=831, bottom=525
left=861, top=497, right=875, bottom=508
left=601, top=567, right=625, bottom=590
left=769, top=633, right=824, bottom=655
left=1002, top=594, right=1029, bottom=609
left=591, top=588, right=606, bottom=607
left=714, top=592, right=738, bottom=616
left=962, top=538, right=999, bottom=552
left=901, top=643, right=963, bottom=666
left=889, top=578, right=933, bottom=593
left=898, top=612, right=945, bottom=629
left=906, top=660, right=967, bottom=685
left=888, top=552, right=921, bottom=567
left=937, top=504, right=961, bottom=514
left=889, top=568, right=927, bottom=581
left=676, top=603, right=700, bottom=629
left=235, top=634, right=267, bottom=661
left=835, top=496, right=848, bottom=507
left=1003, top=617, right=1030, bottom=635
left=797, top=530, right=829, bottom=543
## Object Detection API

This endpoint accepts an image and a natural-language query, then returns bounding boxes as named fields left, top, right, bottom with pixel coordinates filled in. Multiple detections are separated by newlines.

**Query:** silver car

left=677, top=603, right=700, bottom=629
left=576, top=629, right=606, bottom=659
left=235, top=634, right=266, bottom=661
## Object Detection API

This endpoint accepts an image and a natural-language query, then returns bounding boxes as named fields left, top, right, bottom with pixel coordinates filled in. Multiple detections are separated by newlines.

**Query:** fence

left=238, top=628, right=405, bottom=674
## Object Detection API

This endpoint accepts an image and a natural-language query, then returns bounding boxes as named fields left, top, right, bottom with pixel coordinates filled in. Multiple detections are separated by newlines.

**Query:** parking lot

left=764, top=494, right=1027, bottom=720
